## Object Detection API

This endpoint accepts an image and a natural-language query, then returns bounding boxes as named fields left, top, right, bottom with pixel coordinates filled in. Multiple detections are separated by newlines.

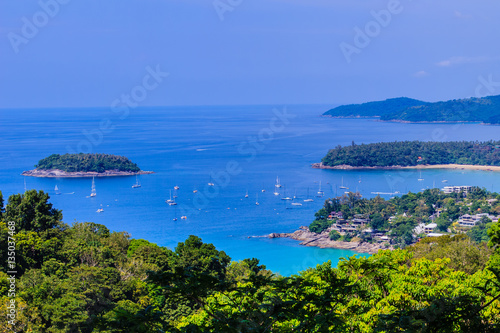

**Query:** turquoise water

left=1, top=105, right=499, bottom=275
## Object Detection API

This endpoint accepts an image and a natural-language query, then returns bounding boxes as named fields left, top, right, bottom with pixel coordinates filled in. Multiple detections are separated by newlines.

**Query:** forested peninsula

left=323, top=95, right=500, bottom=124
left=2, top=189, right=500, bottom=331
left=318, top=141, right=500, bottom=169
left=22, top=153, right=153, bottom=177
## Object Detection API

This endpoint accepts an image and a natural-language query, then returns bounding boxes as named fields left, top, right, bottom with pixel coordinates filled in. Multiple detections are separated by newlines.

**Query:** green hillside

left=324, top=97, right=426, bottom=117
left=324, top=95, right=500, bottom=124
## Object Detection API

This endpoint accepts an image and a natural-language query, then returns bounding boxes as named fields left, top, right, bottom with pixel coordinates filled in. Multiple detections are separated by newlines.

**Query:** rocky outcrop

left=21, top=169, right=154, bottom=178
left=269, top=226, right=391, bottom=255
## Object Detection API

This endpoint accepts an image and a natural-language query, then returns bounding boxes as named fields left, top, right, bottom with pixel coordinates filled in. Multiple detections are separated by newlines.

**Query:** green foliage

left=322, top=140, right=500, bottom=167
left=3, top=191, right=500, bottom=331
left=329, top=230, right=341, bottom=241
left=5, top=189, right=63, bottom=233
left=409, top=235, right=494, bottom=275
left=35, top=153, right=141, bottom=173
left=467, top=216, right=493, bottom=243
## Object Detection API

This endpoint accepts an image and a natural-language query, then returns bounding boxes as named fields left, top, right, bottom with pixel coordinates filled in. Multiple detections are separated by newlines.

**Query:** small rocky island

left=22, top=153, right=153, bottom=177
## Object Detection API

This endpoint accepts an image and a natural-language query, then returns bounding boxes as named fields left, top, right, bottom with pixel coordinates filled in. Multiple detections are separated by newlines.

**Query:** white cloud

left=436, top=56, right=492, bottom=67
left=454, top=11, right=472, bottom=19
left=414, top=70, right=429, bottom=78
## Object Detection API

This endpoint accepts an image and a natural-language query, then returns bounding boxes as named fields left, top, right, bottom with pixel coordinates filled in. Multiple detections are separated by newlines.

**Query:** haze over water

left=1, top=105, right=500, bottom=275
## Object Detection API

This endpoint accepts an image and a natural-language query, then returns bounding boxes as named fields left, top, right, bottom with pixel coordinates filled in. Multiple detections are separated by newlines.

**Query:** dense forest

left=324, top=95, right=500, bottom=124
left=322, top=141, right=500, bottom=167
left=34, top=154, right=141, bottom=173
left=309, top=188, right=500, bottom=249
left=2, top=190, right=500, bottom=331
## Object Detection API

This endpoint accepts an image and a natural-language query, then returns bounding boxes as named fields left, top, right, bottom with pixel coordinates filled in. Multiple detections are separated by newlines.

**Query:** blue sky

left=1, top=0, right=499, bottom=108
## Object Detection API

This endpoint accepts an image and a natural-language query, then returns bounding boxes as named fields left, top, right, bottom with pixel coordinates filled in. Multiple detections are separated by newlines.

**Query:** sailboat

left=54, top=185, right=61, bottom=195
left=281, top=186, right=292, bottom=200
left=418, top=170, right=424, bottom=181
left=316, top=181, right=324, bottom=197
left=24, top=177, right=27, bottom=192
left=275, top=176, right=282, bottom=188
left=166, top=190, right=176, bottom=205
left=304, top=187, right=314, bottom=202
left=173, top=206, right=178, bottom=221
left=90, top=177, right=97, bottom=197
left=245, top=190, right=249, bottom=198
left=339, top=177, right=348, bottom=189
left=132, top=175, right=141, bottom=188
left=255, top=193, right=259, bottom=205
left=291, top=197, right=302, bottom=206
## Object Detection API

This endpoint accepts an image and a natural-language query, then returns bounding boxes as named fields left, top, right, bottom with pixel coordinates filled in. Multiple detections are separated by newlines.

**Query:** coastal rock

left=21, top=169, right=154, bottom=178
left=269, top=226, right=391, bottom=255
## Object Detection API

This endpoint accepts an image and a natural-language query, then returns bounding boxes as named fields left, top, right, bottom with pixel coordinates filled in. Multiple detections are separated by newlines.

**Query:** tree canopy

left=322, top=141, right=500, bottom=167
left=34, top=153, right=141, bottom=173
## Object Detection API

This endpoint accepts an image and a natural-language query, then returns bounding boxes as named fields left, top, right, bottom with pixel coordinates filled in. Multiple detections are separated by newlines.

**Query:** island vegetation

left=324, top=95, right=500, bottom=124
left=34, top=153, right=141, bottom=173
left=321, top=140, right=500, bottom=167
left=2, top=190, right=500, bottom=331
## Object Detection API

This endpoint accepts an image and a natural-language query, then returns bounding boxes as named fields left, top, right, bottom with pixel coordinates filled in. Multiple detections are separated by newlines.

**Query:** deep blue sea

left=1, top=105, right=499, bottom=275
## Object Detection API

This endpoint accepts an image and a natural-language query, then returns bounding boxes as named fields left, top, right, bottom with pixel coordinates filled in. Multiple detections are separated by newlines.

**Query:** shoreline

left=21, top=169, right=154, bottom=178
left=312, top=163, right=500, bottom=172
left=268, top=227, right=391, bottom=255
left=321, top=115, right=499, bottom=125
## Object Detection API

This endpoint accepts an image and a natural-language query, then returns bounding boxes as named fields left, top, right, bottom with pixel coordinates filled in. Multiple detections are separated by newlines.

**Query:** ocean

left=1, top=105, right=500, bottom=275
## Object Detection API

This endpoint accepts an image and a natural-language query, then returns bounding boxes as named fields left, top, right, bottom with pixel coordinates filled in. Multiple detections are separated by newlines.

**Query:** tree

left=5, top=190, right=63, bottom=233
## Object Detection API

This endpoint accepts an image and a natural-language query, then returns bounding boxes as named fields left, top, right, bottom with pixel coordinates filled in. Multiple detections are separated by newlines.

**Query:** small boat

left=174, top=185, right=180, bottom=190
left=193, top=189, right=198, bottom=193
left=261, top=189, right=266, bottom=192
left=132, top=175, right=141, bottom=188
left=173, top=217, right=178, bottom=221
left=54, top=185, right=61, bottom=195
left=90, top=177, right=97, bottom=197
left=442, top=180, right=448, bottom=183
left=291, top=199, right=302, bottom=206
left=96, top=207, right=104, bottom=213
left=281, top=196, right=292, bottom=200
left=339, top=177, right=348, bottom=189
left=181, top=216, right=187, bottom=220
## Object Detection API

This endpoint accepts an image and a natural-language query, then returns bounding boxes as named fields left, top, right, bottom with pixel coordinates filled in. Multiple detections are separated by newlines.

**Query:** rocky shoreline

left=268, top=226, right=391, bottom=255
left=21, top=169, right=154, bottom=178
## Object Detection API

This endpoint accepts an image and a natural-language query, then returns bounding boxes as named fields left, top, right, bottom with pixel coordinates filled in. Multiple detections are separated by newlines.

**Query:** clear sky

left=1, top=0, right=499, bottom=108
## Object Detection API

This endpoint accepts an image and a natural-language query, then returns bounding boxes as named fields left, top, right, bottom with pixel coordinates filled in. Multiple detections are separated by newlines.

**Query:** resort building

left=442, top=186, right=472, bottom=194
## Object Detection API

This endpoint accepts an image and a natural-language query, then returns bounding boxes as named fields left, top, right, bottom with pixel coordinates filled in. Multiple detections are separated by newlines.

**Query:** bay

left=1, top=105, right=499, bottom=275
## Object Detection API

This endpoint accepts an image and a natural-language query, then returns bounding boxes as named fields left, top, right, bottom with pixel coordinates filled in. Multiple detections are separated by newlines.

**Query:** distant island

left=323, top=95, right=500, bottom=124
left=22, top=153, right=153, bottom=177
left=316, top=141, right=500, bottom=170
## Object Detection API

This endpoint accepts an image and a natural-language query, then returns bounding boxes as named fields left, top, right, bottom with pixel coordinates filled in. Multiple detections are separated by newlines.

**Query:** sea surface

left=1, top=105, right=500, bottom=275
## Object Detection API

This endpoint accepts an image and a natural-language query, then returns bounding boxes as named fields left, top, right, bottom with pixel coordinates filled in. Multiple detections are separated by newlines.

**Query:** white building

left=442, top=186, right=472, bottom=194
